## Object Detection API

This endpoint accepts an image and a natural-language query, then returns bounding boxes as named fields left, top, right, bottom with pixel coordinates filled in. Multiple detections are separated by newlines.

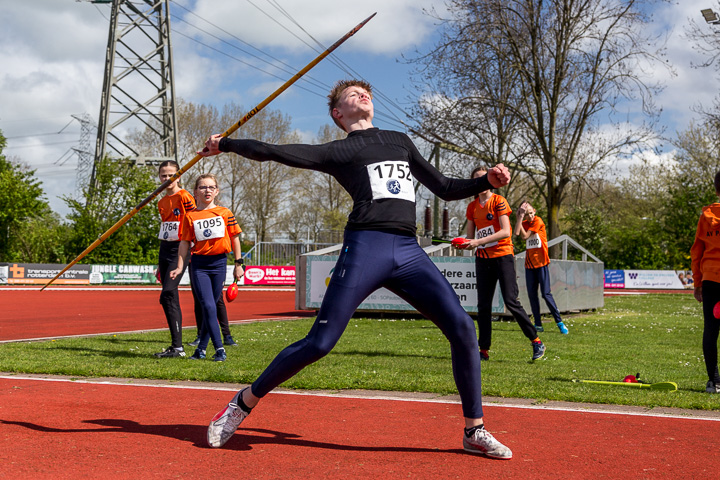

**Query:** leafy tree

left=0, top=131, right=53, bottom=261
left=411, top=0, right=668, bottom=241
left=64, top=157, right=158, bottom=264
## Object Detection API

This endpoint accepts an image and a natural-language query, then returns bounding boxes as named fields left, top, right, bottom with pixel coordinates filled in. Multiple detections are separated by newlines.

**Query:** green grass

left=0, top=294, right=717, bottom=411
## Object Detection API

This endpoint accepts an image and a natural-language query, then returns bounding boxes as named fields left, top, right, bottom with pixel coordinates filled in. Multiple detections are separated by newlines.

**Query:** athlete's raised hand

left=198, top=134, right=224, bottom=157
left=487, top=164, right=510, bottom=189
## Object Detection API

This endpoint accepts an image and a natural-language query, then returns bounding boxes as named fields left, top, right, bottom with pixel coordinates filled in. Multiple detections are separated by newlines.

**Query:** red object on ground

left=451, top=237, right=468, bottom=248
left=714, top=301, right=720, bottom=319
left=623, top=375, right=639, bottom=383
left=226, top=282, right=239, bottom=302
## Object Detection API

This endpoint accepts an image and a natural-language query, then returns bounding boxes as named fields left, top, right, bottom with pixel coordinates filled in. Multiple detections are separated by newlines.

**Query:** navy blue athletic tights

left=190, top=253, right=226, bottom=352
left=252, top=229, right=485, bottom=419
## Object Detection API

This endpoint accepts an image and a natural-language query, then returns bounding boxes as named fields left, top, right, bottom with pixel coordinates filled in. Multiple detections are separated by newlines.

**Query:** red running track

left=1, top=376, right=719, bottom=479
left=0, top=286, right=312, bottom=342
left=1, top=286, right=719, bottom=478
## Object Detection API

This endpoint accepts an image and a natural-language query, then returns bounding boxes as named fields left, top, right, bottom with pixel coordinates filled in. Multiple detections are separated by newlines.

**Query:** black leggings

left=701, top=280, right=720, bottom=383
left=475, top=254, right=538, bottom=350
left=158, top=241, right=187, bottom=349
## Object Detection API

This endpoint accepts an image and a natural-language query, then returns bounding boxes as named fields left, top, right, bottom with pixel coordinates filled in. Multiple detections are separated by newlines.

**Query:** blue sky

left=1, top=0, right=718, bottom=217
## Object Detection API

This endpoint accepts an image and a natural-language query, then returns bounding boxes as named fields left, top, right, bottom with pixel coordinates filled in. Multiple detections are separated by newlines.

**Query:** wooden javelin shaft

left=41, top=12, right=377, bottom=291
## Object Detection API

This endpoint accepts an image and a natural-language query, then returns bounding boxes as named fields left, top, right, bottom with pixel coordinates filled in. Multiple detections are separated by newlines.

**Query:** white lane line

left=1, top=374, right=717, bottom=422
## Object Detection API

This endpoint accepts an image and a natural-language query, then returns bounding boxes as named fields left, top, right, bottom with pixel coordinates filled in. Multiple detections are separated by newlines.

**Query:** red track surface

left=1, top=286, right=719, bottom=478
left=1, top=376, right=719, bottom=479
left=0, top=286, right=310, bottom=341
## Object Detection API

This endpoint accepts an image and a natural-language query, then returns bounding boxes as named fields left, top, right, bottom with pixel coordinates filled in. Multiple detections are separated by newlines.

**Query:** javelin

left=41, top=12, right=377, bottom=291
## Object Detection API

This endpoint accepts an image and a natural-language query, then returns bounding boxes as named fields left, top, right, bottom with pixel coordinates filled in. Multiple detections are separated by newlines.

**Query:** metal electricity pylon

left=89, top=0, right=178, bottom=190
left=71, top=113, right=97, bottom=190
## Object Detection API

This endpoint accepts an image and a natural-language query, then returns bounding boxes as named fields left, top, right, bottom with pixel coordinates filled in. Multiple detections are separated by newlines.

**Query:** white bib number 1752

left=366, top=161, right=415, bottom=202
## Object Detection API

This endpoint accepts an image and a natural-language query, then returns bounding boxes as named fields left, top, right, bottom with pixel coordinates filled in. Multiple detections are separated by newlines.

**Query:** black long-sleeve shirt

left=219, top=128, right=493, bottom=235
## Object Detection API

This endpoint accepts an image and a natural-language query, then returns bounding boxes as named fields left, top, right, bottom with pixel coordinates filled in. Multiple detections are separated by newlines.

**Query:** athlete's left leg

left=384, top=237, right=483, bottom=419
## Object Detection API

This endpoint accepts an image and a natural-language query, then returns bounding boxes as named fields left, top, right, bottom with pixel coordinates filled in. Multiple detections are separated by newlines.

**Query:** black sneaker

left=154, top=346, right=186, bottom=358
left=187, top=337, right=200, bottom=347
left=707, top=380, right=720, bottom=393
left=479, top=349, right=490, bottom=361
left=223, top=336, right=238, bottom=347
left=534, top=323, right=544, bottom=333
left=531, top=341, right=545, bottom=361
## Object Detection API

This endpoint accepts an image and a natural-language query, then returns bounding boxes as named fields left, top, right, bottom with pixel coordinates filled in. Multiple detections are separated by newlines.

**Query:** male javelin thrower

left=198, top=79, right=514, bottom=459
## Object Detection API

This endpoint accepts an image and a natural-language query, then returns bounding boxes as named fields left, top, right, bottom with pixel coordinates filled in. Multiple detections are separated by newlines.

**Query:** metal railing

left=243, top=242, right=336, bottom=266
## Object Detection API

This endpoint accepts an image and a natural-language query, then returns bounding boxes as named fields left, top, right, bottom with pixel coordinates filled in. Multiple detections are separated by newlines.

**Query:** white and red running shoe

left=462, top=427, right=513, bottom=459
left=207, top=389, right=250, bottom=448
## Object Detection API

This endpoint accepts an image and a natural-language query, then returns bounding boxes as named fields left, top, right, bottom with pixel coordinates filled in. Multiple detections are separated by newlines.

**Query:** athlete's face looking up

left=159, top=165, right=179, bottom=191
left=333, top=86, right=373, bottom=126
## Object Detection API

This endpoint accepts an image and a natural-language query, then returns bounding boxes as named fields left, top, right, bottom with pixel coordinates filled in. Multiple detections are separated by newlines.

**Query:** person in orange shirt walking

left=514, top=201, right=568, bottom=335
left=690, top=171, right=720, bottom=394
left=457, top=166, right=545, bottom=362
left=170, top=174, right=244, bottom=362
left=154, top=161, right=196, bottom=358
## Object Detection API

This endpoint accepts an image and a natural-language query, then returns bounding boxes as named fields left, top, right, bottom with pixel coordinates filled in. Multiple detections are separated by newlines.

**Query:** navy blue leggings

left=189, top=254, right=227, bottom=352
left=252, top=229, right=485, bottom=419
left=525, top=264, right=562, bottom=324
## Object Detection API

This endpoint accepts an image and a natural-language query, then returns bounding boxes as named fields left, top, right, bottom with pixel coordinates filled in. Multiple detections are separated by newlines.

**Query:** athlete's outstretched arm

left=199, top=134, right=332, bottom=173
left=403, top=136, right=509, bottom=200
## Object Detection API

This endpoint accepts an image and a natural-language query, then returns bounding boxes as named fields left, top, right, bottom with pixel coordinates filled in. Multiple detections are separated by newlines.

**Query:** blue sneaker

left=534, top=323, right=544, bottom=333
left=213, top=348, right=227, bottom=362
left=189, top=348, right=206, bottom=360
left=557, top=322, right=569, bottom=335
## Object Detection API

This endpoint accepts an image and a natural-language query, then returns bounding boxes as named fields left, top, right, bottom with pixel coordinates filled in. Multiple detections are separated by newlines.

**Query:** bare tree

left=410, top=0, right=670, bottom=239
left=686, top=1, right=720, bottom=127
left=277, top=124, right=352, bottom=243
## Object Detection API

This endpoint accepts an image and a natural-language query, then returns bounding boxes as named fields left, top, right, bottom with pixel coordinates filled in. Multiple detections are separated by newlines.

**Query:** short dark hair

left=327, top=79, right=373, bottom=131
left=714, top=170, right=720, bottom=193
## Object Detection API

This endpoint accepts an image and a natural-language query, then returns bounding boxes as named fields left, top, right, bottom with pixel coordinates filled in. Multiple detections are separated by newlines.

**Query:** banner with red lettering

left=242, top=266, right=296, bottom=285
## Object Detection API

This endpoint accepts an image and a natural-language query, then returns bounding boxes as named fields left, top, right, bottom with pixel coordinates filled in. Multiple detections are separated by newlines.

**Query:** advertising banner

left=242, top=266, right=296, bottom=286
left=624, top=270, right=685, bottom=289
left=89, top=265, right=158, bottom=284
left=603, top=269, right=625, bottom=288
left=4, top=263, right=91, bottom=285
left=304, top=256, right=502, bottom=313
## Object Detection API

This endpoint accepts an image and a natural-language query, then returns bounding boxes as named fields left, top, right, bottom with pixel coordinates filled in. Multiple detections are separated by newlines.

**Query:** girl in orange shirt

left=155, top=160, right=196, bottom=358
left=170, top=174, right=243, bottom=362
left=514, top=201, right=567, bottom=335
left=457, top=167, right=545, bottom=362
left=690, top=171, right=720, bottom=394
